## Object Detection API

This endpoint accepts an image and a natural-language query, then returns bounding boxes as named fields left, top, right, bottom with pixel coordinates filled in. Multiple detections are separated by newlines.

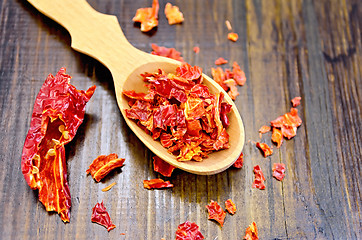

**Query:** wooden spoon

left=27, top=0, right=245, bottom=175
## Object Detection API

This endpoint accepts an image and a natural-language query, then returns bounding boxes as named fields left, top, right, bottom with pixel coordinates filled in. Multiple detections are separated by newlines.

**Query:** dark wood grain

left=0, top=0, right=360, bottom=239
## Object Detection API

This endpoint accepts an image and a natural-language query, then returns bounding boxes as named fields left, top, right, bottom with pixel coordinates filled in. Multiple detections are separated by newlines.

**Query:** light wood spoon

left=27, top=0, right=245, bottom=175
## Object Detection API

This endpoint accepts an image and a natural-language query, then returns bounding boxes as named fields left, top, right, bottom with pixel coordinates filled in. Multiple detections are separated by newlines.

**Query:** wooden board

left=0, top=0, right=360, bottom=239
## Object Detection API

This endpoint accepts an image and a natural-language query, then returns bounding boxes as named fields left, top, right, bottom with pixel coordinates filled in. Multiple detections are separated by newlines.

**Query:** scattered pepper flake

left=232, top=152, right=243, bottom=168
left=291, top=96, right=302, bottom=107
left=164, top=2, right=184, bottom=25
left=271, top=127, right=283, bottom=148
left=224, top=79, right=239, bottom=100
left=215, top=57, right=228, bottom=65
left=225, top=199, right=236, bottom=215
left=175, top=221, right=204, bottom=240
left=193, top=46, right=200, bottom=53
left=143, top=179, right=174, bottom=189
left=228, top=32, right=239, bottom=42
left=151, top=43, right=184, bottom=61
left=243, top=222, right=259, bottom=240
left=232, top=62, right=246, bottom=86
left=225, top=20, right=232, bottom=31
left=86, top=154, right=125, bottom=182
left=272, top=163, right=286, bottom=181
left=91, top=201, right=116, bottom=232
left=102, top=182, right=117, bottom=192
left=206, top=200, right=226, bottom=227
left=133, top=0, right=159, bottom=32
left=256, top=142, right=273, bottom=157
left=153, top=155, right=176, bottom=177
left=258, top=125, right=271, bottom=138
left=252, top=165, right=265, bottom=190
left=270, top=108, right=302, bottom=139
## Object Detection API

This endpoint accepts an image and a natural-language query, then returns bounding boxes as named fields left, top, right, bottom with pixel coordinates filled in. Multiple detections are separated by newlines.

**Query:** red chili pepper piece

left=243, top=222, right=259, bottom=240
left=252, top=165, right=266, bottom=190
left=225, top=199, right=237, bottom=214
left=256, top=142, right=273, bottom=157
left=224, top=79, right=239, bottom=100
left=151, top=43, right=184, bottom=62
left=258, top=125, right=271, bottom=138
left=271, top=127, right=283, bottom=148
left=91, top=201, right=116, bottom=232
left=153, top=156, right=176, bottom=177
left=193, top=46, right=200, bottom=53
left=232, top=61, right=246, bottom=86
left=164, top=3, right=184, bottom=25
left=215, top=57, right=228, bottom=65
left=175, top=221, right=204, bottom=240
left=272, top=163, right=286, bottom=181
left=123, top=63, right=232, bottom=162
left=206, top=200, right=226, bottom=227
left=21, top=68, right=96, bottom=222
left=228, top=32, right=239, bottom=42
left=133, top=0, right=159, bottom=32
left=232, top=152, right=244, bottom=168
left=86, top=153, right=125, bottom=182
left=270, top=108, right=302, bottom=139
left=291, top=96, right=302, bottom=107
left=143, top=179, right=174, bottom=189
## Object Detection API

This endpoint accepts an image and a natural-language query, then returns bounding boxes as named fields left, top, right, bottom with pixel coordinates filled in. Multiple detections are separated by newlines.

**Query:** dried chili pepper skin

left=244, top=222, right=259, bottom=240
left=225, top=199, right=237, bottom=214
left=86, top=153, right=125, bottom=182
left=206, top=200, right=226, bottom=227
left=91, top=201, right=116, bottom=232
left=175, top=221, right=204, bottom=240
left=21, top=68, right=96, bottom=222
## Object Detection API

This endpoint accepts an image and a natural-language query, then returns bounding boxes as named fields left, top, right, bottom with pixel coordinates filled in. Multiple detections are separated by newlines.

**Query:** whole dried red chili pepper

left=206, top=200, right=226, bottom=227
left=243, top=222, right=259, bottom=240
left=86, top=153, right=125, bottom=182
left=21, top=68, right=95, bottom=222
left=91, top=201, right=116, bottom=232
left=225, top=199, right=237, bottom=215
left=175, top=221, right=204, bottom=240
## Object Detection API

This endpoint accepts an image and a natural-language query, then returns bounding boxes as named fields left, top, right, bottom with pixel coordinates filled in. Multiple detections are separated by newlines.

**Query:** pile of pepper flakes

left=123, top=62, right=232, bottom=162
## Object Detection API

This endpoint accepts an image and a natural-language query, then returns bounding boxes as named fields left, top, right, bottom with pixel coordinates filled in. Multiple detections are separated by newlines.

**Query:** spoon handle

left=27, top=0, right=151, bottom=80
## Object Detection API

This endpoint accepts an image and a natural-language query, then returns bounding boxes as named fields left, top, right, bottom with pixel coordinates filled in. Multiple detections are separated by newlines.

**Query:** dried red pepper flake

left=175, top=221, right=204, bottom=240
left=291, top=96, right=302, bottom=107
left=232, top=61, right=246, bottom=86
left=232, top=152, right=243, bottom=168
left=21, top=68, right=95, bottom=222
left=243, top=222, right=259, bottom=240
left=164, top=2, right=184, bottom=25
left=258, top=125, right=271, bottom=138
left=133, top=0, right=159, bottom=32
left=91, top=201, right=116, bottom=232
left=211, top=67, right=228, bottom=91
left=153, top=155, right=176, bottom=177
left=151, top=43, right=184, bottom=62
left=256, top=142, right=273, bottom=157
left=193, top=46, right=200, bottom=53
left=271, top=127, right=283, bottom=148
left=123, top=62, right=232, bottom=162
left=224, top=79, right=239, bottom=100
left=215, top=57, right=228, bottom=65
left=272, top=163, right=286, bottom=181
left=206, top=200, right=226, bottom=227
left=143, top=179, right=174, bottom=189
left=225, top=199, right=237, bottom=214
left=252, top=165, right=266, bottom=190
left=228, top=32, right=239, bottom=42
left=86, top=153, right=125, bottom=182
left=270, top=108, right=302, bottom=139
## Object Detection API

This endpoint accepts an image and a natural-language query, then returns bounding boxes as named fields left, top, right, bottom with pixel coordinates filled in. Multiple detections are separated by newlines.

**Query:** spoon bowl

left=27, top=0, right=245, bottom=175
